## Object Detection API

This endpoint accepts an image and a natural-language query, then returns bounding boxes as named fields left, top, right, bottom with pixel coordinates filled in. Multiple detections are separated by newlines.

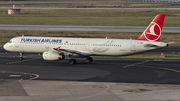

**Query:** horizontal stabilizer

left=166, top=42, right=175, bottom=44
left=145, top=44, right=159, bottom=47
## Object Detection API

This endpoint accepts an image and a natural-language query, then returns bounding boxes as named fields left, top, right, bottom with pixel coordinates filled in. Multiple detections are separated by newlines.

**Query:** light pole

left=122, top=4, right=124, bottom=15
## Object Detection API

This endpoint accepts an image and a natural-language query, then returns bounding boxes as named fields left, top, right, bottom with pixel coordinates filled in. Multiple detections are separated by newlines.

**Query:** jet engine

left=42, top=51, right=62, bottom=61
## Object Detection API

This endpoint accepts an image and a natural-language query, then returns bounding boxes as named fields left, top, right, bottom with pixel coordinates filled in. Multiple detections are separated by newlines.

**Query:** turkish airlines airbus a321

left=3, top=14, right=173, bottom=64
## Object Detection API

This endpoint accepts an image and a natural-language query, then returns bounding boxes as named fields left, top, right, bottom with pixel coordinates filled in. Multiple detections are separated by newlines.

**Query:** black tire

left=20, top=57, right=23, bottom=61
left=69, top=59, right=76, bottom=64
left=86, top=57, right=93, bottom=63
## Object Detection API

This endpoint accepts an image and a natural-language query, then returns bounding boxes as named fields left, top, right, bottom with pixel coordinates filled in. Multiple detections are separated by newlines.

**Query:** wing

left=53, top=47, right=93, bottom=56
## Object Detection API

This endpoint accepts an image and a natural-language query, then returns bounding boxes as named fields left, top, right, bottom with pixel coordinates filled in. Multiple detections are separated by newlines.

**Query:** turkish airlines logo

left=144, top=22, right=161, bottom=41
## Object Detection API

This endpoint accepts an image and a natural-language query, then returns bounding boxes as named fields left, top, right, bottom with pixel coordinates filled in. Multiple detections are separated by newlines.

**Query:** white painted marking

left=9, top=75, right=21, bottom=77
left=75, top=83, right=110, bottom=100
left=154, top=59, right=163, bottom=61
left=0, top=71, right=39, bottom=80
left=124, top=60, right=150, bottom=68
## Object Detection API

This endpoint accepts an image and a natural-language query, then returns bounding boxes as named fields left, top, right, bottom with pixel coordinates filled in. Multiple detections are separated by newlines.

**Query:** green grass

left=94, top=54, right=180, bottom=59
left=120, top=54, right=180, bottom=59
left=0, top=9, right=180, bottom=26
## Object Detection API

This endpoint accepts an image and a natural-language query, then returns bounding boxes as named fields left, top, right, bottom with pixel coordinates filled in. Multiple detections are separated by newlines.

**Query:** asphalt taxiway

left=1, top=52, right=180, bottom=84
left=0, top=24, right=180, bottom=33
left=0, top=48, right=180, bottom=101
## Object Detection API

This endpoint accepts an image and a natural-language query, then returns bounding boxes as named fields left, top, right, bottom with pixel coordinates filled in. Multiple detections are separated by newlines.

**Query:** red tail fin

left=136, top=14, right=166, bottom=42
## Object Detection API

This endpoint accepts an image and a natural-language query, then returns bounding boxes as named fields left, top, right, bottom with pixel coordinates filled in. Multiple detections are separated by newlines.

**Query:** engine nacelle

left=42, top=51, right=62, bottom=61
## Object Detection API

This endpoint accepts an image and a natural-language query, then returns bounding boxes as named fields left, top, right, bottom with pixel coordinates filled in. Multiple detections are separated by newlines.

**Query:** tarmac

left=0, top=48, right=180, bottom=101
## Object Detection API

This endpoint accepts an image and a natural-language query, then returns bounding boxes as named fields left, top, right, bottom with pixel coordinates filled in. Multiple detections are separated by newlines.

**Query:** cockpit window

left=8, top=40, right=12, bottom=43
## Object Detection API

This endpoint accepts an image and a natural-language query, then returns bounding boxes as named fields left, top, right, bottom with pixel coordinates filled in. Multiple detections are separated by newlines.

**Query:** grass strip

left=0, top=9, right=180, bottom=26
left=120, top=54, right=180, bottom=59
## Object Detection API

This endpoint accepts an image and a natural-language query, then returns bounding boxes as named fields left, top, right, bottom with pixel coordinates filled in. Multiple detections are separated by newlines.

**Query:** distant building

left=8, top=9, right=21, bottom=15
left=154, top=0, right=179, bottom=2
left=125, top=0, right=179, bottom=2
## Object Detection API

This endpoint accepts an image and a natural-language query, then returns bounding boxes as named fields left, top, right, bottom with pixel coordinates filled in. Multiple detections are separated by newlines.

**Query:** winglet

left=136, top=14, right=166, bottom=42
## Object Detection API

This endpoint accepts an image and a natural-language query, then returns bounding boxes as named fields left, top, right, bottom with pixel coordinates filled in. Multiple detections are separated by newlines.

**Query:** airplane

left=3, top=14, right=173, bottom=64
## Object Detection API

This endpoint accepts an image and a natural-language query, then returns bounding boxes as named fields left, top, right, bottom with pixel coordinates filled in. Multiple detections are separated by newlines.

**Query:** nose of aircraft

left=3, top=43, right=8, bottom=51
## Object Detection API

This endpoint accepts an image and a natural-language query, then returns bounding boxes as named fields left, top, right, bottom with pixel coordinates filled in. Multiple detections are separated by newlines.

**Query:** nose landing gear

left=20, top=53, right=24, bottom=61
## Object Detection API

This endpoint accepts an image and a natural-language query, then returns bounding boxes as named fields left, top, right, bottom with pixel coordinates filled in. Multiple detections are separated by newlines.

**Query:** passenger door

left=130, top=41, right=136, bottom=51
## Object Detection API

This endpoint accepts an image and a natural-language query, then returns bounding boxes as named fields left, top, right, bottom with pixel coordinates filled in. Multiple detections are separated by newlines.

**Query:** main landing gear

left=68, top=57, right=93, bottom=64
left=86, top=57, right=93, bottom=63
left=69, top=59, right=77, bottom=64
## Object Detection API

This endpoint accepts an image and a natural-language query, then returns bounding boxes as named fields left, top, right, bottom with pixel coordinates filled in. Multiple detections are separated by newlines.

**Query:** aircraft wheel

left=20, top=57, right=23, bottom=61
left=86, top=57, right=93, bottom=63
left=20, top=53, right=24, bottom=61
left=69, top=59, right=76, bottom=64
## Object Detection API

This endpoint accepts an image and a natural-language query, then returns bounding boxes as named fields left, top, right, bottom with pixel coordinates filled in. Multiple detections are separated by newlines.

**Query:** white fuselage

left=3, top=36, right=168, bottom=56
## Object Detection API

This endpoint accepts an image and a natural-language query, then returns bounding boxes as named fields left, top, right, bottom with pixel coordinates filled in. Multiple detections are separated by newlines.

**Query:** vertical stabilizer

left=136, top=14, right=166, bottom=42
